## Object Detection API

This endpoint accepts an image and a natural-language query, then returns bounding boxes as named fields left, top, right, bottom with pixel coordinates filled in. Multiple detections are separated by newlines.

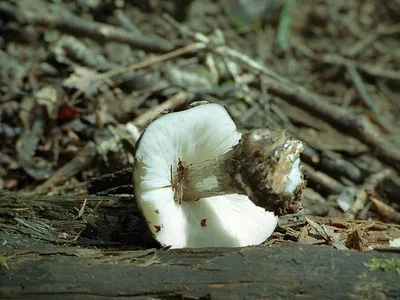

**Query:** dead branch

left=317, top=151, right=363, bottom=183
left=371, top=196, right=400, bottom=224
left=100, top=43, right=206, bottom=81
left=271, top=100, right=363, bottom=183
left=303, top=164, right=346, bottom=194
left=64, top=42, right=205, bottom=90
left=377, top=80, right=400, bottom=111
left=296, top=42, right=400, bottom=81
left=344, top=170, right=392, bottom=220
left=88, top=167, right=133, bottom=195
left=265, top=78, right=400, bottom=170
left=302, top=146, right=363, bottom=184
left=343, top=24, right=400, bottom=57
left=130, top=91, right=195, bottom=128
left=346, top=64, right=377, bottom=112
left=0, top=2, right=172, bottom=52
left=305, top=217, right=348, bottom=250
left=36, top=142, right=97, bottom=191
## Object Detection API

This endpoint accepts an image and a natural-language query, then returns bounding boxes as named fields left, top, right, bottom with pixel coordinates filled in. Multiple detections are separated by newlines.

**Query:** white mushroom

left=133, top=103, right=303, bottom=248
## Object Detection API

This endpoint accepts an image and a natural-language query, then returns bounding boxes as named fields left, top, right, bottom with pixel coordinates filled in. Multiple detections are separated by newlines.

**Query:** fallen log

left=0, top=239, right=399, bottom=299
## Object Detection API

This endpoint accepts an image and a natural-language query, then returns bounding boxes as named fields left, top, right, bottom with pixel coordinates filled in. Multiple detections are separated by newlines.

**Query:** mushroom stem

left=182, top=150, right=244, bottom=202
left=175, top=128, right=305, bottom=215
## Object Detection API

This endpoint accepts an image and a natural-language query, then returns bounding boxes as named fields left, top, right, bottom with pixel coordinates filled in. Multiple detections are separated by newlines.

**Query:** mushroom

left=133, top=103, right=304, bottom=248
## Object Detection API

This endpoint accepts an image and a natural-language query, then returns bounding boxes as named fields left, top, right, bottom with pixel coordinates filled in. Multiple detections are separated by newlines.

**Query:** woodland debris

left=1, top=190, right=399, bottom=251
left=371, top=197, right=400, bottom=224
left=36, top=142, right=97, bottom=191
left=16, top=118, right=53, bottom=180
left=345, top=169, right=393, bottom=219
left=266, top=79, right=400, bottom=171
left=302, top=146, right=363, bottom=184
left=88, top=168, right=133, bottom=195
left=305, top=217, right=348, bottom=250
left=130, top=91, right=194, bottom=128
left=296, top=41, right=400, bottom=81
left=0, top=2, right=172, bottom=52
left=303, top=164, right=345, bottom=194
left=346, top=64, right=378, bottom=113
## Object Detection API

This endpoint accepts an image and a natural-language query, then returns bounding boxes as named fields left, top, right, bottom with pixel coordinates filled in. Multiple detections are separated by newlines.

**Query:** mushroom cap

left=133, top=103, right=278, bottom=248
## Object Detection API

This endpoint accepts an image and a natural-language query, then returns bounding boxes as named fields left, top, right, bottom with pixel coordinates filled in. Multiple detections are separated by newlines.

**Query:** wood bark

left=1, top=191, right=400, bottom=299
left=0, top=240, right=399, bottom=299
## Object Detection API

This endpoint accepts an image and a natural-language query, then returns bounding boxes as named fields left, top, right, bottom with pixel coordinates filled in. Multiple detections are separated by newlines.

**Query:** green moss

left=276, top=0, right=296, bottom=52
left=364, top=257, right=400, bottom=275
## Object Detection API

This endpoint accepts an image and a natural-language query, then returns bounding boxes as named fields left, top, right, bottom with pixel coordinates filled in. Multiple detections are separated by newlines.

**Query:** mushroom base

left=240, top=130, right=305, bottom=215
left=171, top=128, right=305, bottom=215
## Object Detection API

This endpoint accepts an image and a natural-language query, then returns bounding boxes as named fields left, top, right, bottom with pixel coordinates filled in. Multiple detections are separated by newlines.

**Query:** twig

left=36, top=142, right=97, bottom=190
left=68, top=227, right=86, bottom=244
left=371, top=197, right=400, bottom=224
left=346, top=64, right=378, bottom=112
left=99, top=42, right=206, bottom=82
left=343, top=24, right=400, bottom=58
left=296, top=43, right=400, bottom=81
left=130, top=91, right=194, bottom=128
left=77, top=198, right=87, bottom=219
left=348, top=188, right=368, bottom=218
left=343, top=30, right=380, bottom=58
left=345, top=65, right=392, bottom=133
left=265, top=78, right=400, bottom=170
left=0, top=2, right=172, bottom=52
left=270, top=102, right=363, bottom=183
left=377, top=80, right=400, bottom=110
left=88, top=168, right=133, bottom=195
left=364, top=169, right=392, bottom=196
left=54, top=35, right=116, bottom=72
left=305, top=217, right=348, bottom=250
left=165, top=14, right=287, bottom=82
left=303, top=164, right=346, bottom=194
left=305, top=149, right=363, bottom=184
left=162, top=13, right=209, bottom=43
left=114, top=9, right=142, bottom=35
left=162, top=16, right=291, bottom=91
left=347, top=169, right=392, bottom=219
left=214, top=45, right=290, bottom=84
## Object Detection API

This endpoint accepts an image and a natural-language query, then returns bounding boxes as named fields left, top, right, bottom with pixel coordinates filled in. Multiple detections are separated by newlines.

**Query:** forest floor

left=1, top=0, right=400, bottom=298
